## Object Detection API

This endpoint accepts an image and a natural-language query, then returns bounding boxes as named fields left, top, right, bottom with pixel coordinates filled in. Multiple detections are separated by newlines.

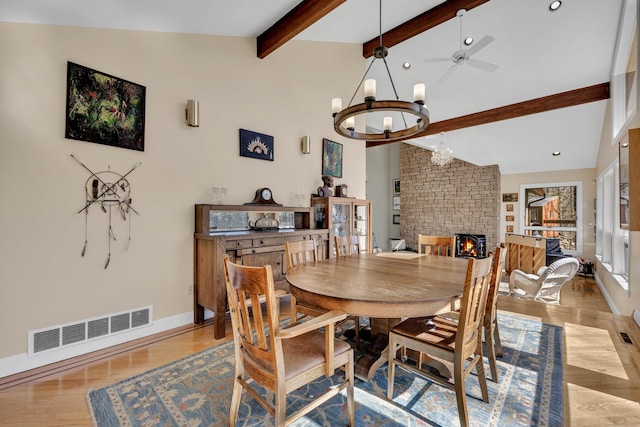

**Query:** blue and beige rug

left=87, top=312, right=563, bottom=426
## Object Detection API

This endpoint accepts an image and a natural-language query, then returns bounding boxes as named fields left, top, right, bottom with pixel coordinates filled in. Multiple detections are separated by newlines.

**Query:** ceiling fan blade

left=467, top=35, right=495, bottom=56
left=467, top=58, right=498, bottom=72
left=437, top=63, right=458, bottom=84
left=423, top=57, right=453, bottom=63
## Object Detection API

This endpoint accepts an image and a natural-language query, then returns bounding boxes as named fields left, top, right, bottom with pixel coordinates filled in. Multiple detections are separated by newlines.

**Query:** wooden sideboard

left=194, top=204, right=329, bottom=338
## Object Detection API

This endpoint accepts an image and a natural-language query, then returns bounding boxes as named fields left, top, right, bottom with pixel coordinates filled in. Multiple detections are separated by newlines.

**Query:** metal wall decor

left=71, top=154, right=141, bottom=268
left=239, top=129, right=274, bottom=161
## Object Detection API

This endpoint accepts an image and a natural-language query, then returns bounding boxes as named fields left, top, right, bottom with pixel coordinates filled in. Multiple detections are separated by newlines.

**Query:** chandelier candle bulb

left=331, top=98, right=342, bottom=116
left=413, top=84, right=426, bottom=104
left=383, top=117, right=393, bottom=131
left=346, top=116, right=355, bottom=131
left=364, top=79, right=376, bottom=101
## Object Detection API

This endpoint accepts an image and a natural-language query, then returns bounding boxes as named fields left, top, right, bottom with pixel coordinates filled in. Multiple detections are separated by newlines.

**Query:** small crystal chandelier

left=431, top=132, right=454, bottom=166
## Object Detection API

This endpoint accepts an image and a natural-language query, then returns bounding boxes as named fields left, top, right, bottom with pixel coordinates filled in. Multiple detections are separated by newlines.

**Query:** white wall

left=0, top=22, right=366, bottom=373
left=594, top=86, right=640, bottom=316
left=366, top=142, right=399, bottom=251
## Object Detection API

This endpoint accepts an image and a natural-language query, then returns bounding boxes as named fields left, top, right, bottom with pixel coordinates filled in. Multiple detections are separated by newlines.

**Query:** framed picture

left=65, top=62, right=146, bottom=151
left=620, top=136, right=630, bottom=229
left=392, top=196, right=400, bottom=210
left=322, top=138, right=343, bottom=178
left=502, top=193, right=518, bottom=202
left=506, top=204, right=514, bottom=212
left=239, top=129, right=274, bottom=161
left=393, top=214, right=400, bottom=224
left=506, top=225, right=514, bottom=233
left=393, top=179, right=400, bottom=195
left=505, top=215, right=515, bottom=222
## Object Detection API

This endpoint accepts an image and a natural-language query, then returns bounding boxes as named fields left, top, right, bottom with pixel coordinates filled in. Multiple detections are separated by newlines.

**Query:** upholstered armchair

left=509, top=257, right=580, bottom=304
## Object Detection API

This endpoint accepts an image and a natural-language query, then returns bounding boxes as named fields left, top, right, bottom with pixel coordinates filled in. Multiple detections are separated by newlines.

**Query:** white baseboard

left=594, top=273, right=620, bottom=315
left=0, top=311, right=193, bottom=379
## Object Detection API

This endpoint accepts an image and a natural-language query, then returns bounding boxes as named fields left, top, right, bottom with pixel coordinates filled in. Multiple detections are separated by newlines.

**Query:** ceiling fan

left=424, top=9, right=498, bottom=84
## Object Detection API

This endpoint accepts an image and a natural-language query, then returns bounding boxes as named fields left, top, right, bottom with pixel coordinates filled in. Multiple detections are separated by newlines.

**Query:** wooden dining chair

left=387, top=255, right=494, bottom=427
left=417, top=234, right=455, bottom=256
left=334, top=235, right=363, bottom=348
left=284, top=240, right=325, bottom=321
left=335, top=235, right=361, bottom=257
left=425, top=245, right=507, bottom=383
left=223, top=256, right=355, bottom=426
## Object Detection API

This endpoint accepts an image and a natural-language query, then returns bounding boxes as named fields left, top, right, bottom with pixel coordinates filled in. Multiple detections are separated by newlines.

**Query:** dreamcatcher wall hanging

left=71, top=154, right=141, bottom=268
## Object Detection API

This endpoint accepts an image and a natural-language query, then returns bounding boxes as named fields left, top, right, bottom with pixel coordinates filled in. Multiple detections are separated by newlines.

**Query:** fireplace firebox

left=455, top=234, right=487, bottom=259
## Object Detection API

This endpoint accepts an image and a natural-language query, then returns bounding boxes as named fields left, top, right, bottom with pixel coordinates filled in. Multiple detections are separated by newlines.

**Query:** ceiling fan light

left=464, top=37, right=474, bottom=46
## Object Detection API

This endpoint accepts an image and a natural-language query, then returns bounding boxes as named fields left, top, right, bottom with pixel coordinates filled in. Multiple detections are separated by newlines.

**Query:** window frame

left=519, top=181, right=583, bottom=255
left=596, top=157, right=630, bottom=291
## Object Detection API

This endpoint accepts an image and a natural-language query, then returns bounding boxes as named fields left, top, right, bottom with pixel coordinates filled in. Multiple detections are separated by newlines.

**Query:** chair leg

left=484, top=324, right=499, bottom=382
left=475, top=355, right=490, bottom=403
left=289, top=295, right=298, bottom=325
left=453, top=357, right=470, bottom=427
left=274, top=390, right=286, bottom=426
left=494, top=322, right=503, bottom=358
left=387, top=334, right=397, bottom=400
left=354, top=316, right=360, bottom=349
left=228, top=377, right=243, bottom=427
left=346, top=356, right=355, bottom=426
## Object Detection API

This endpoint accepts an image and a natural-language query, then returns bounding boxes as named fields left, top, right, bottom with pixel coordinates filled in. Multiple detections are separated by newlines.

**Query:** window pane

left=525, top=186, right=577, bottom=227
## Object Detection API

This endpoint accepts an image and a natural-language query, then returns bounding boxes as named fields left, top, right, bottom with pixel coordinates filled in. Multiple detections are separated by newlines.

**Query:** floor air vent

left=620, top=332, right=635, bottom=345
left=29, top=306, right=152, bottom=356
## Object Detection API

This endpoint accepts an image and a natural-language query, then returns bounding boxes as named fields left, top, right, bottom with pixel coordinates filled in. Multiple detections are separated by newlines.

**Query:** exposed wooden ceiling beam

left=363, top=0, right=490, bottom=58
left=366, top=82, right=610, bottom=148
left=257, top=0, right=346, bottom=59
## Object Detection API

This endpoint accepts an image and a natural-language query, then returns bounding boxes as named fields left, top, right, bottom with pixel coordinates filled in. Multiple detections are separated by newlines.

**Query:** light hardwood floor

left=0, top=276, right=639, bottom=426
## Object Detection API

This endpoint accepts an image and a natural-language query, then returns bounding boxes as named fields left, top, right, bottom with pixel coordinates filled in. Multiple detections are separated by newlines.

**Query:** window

left=596, top=156, right=630, bottom=289
left=520, top=181, right=582, bottom=254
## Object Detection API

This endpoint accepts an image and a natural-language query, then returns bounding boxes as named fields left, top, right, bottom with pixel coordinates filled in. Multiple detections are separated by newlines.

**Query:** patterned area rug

left=87, top=312, right=563, bottom=426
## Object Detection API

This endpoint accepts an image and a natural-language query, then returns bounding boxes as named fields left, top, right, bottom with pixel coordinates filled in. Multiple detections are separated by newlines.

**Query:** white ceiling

left=0, top=0, right=626, bottom=174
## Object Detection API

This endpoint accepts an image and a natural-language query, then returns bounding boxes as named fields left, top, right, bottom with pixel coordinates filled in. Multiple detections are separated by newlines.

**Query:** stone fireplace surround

left=399, top=144, right=500, bottom=253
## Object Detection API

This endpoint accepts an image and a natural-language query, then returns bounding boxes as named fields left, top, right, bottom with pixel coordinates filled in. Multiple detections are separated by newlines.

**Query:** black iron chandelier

left=332, top=0, right=430, bottom=142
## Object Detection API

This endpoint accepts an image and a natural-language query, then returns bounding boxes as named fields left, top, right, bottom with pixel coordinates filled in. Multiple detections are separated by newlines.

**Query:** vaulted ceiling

left=0, top=0, right=626, bottom=173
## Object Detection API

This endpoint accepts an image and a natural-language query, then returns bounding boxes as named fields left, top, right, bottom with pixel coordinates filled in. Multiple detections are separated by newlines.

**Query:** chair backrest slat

left=485, top=244, right=507, bottom=328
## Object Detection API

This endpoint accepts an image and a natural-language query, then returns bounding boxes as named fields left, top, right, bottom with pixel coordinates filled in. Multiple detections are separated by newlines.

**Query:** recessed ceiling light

left=552, top=151, right=561, bottom=156
left=549, top=1, right=561, bottom=11
left=463, top=37, right=473, bottom=46
left=402, top=62, right=411, bottom=69
left=622, top=142, right=629, bottom=147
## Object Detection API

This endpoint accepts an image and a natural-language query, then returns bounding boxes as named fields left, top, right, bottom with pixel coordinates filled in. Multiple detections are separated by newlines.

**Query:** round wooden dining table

left=286, top=252, right=470, bottom=380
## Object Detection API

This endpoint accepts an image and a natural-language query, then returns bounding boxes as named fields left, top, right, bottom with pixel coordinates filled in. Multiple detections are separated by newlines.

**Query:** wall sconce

left=301, top=136, right=311, bottom=154
left=186, top=100, right=199, bottom=127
